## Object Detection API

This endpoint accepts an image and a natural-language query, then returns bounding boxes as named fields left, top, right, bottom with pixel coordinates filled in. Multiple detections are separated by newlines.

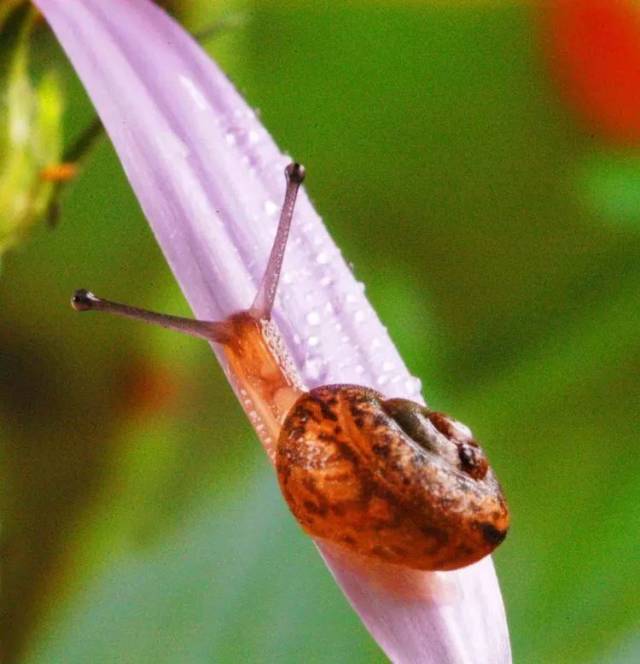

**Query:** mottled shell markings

left=277, top=385, right=508, bottom=570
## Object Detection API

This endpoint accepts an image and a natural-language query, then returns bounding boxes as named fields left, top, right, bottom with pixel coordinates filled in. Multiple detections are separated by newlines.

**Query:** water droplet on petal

left=306, top=310, right=321, bottom=326
left=263, top=199, right=279, bottom=216
left=404, top=376, right=423, bottom=396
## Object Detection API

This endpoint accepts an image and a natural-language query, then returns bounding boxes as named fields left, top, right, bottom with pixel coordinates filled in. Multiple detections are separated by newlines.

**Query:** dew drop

left=307, top=335, right=319, bottom=347
left=233, top=107, right=253, bottom=120
left=263, top=199, right=279, bottom=216
left=404, top=376, right=423, bottom=396
left=306, top=310, right=321, bottom=326
left=353, top=310, right=365, bottom=323
left=316, top=251, right=330, bottom=265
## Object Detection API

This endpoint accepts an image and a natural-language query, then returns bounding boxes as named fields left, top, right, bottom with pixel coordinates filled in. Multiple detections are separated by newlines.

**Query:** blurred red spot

left=116, top=357, right=181, bottom=420
left=546, top=0, right=640, bottom=145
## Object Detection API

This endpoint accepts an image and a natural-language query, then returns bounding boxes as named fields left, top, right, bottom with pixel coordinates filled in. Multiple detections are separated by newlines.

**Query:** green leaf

left=0, top=11, right=63, bottom=255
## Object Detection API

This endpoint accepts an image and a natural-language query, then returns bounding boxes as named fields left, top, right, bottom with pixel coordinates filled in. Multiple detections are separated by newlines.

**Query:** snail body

left=73, top=162, right=509, bottom=571
left=277, top=385, right=508, bottom=570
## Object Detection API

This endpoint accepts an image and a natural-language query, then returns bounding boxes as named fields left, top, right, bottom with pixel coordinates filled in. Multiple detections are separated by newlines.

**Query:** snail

left=72, top=163, right=509, bottom=571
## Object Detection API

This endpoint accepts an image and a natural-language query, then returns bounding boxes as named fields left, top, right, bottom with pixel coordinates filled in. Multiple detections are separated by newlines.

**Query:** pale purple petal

left=34, top=0, right=511, bottom=661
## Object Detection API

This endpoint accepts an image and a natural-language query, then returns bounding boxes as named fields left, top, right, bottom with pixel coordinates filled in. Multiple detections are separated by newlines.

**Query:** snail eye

left=429, top=412, right=490, bottom=480
left=457, top=441, right=489, bottom=480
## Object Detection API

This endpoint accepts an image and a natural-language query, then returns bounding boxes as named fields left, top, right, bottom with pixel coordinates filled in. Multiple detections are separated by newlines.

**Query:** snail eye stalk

left=70, top=289, right=232, bottom=343
left=71, top=162, right=305, bottom=337
left=250, top=162, right=305, bottom=320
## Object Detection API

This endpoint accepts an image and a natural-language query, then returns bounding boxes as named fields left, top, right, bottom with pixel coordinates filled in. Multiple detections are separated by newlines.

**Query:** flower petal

left=34, top=0, right=511, bottom=661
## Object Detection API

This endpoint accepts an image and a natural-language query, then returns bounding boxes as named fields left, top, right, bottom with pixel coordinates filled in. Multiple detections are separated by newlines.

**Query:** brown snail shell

left=276, top=384, right=509, bottom=571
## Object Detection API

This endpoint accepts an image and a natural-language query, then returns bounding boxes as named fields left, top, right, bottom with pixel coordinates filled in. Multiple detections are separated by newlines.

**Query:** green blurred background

left=3, top=1, right=640, bottom=662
